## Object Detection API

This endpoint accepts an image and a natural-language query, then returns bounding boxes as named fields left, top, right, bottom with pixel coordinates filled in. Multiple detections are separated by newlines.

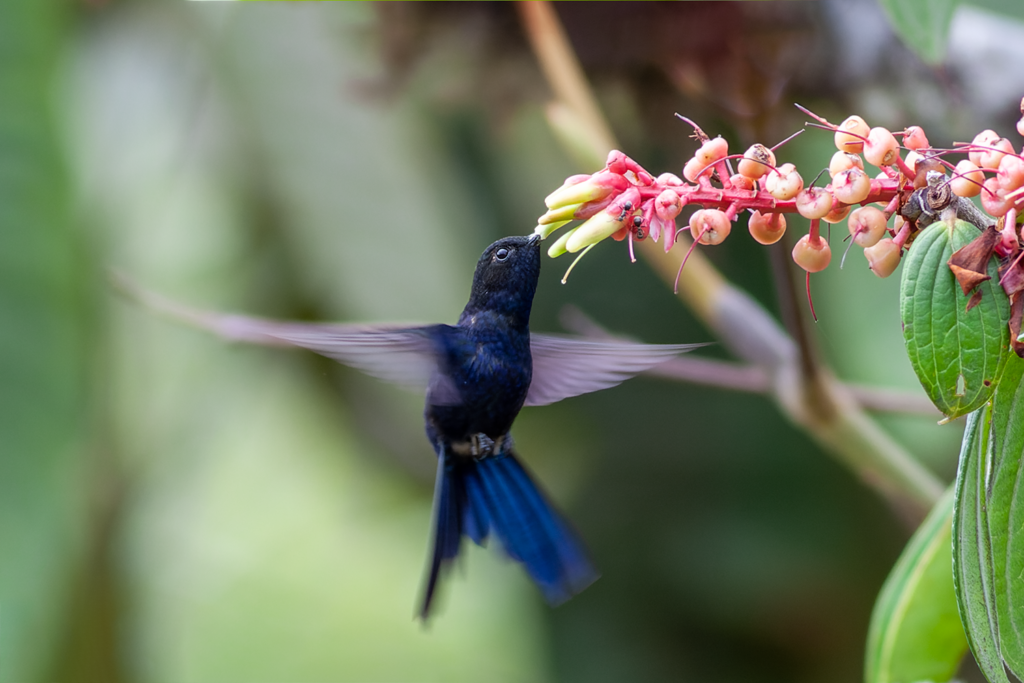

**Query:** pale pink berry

left=831, top=168, right=872, bottom=204
left=981, top=177, right=1014, bottom=217
left=654, top=189, right=683, bottom=221
left=903, top=126, right=930, bottom=151
left=796, top=187, right=834, bottom=220
left=968, top=130, right=1000, bottom=166
left=765, top=162, right=803, bottom=200
left=738, top=144, right=775, bottom=180
left=864, top=127, right=900, bottom=167
left=864, top=238, right=902, bottom=278
left=822, top=203, right=852, bottom=224
left=977, top=137, right=1014, bottom=171
left=683, top=156, right=712, bottom=183
left=729, top=173, right=755, bottom=191
left=835, top=115, right=869, bottom=154
left=997, top=154, right=1024, bottom=192
left=904, top=151, right=923, bottom=175
left=829, top=151, right=864, bottom=178
left=689, top=209, right=731, bottom=245
left=792, top=234, right=832, bottom=272
left=748, top=211, right=786, bottom=245
left=951, top=159, right=984, bottom=198
left=847, top=206, right=888, bottom=247
left=695, top=136, right=729, bottom=166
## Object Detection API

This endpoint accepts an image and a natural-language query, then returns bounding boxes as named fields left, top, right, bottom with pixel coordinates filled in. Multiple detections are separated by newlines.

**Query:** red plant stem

left=892, top=220, right=912, bottom=249
left=674, top=227, right=705, bottom=293
left=714, top=159, right=733, bottom=188
left=806, top=272, right=818, bottom=322
left=646, top=177, right=907, bottom=217
left=893, top=155, right=915, bottom=179
left=881, top=194, right=900, bottom=219
left=723, top=201, right=740, bottom=222
left=809, top=218, right=822, bottom=245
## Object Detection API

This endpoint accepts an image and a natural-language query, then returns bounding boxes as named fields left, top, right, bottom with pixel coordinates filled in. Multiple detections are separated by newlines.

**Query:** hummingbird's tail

left=419, top=447, right=599, bottom=618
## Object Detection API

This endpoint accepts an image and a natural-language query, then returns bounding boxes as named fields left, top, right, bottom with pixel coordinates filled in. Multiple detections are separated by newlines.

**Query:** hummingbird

left=125, top=234, right=703, bottom=617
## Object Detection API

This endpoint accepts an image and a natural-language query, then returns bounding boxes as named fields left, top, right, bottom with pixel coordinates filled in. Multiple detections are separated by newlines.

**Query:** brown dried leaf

left=1010, top=292, right=1024, bottom=358
left=948, top=226, right=1000, bottom=295
left=999, top=257, right=1024, bottom=297
left=967, top=289, right=984, bottom=313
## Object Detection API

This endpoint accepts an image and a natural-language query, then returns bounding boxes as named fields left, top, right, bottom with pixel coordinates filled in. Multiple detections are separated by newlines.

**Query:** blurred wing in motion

left=526, top=333, right=708, bottom=407
left=113, top=273, right=444, bottom=392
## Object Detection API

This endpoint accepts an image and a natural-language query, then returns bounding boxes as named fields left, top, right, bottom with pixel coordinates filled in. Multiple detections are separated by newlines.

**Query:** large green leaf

left=953, top=404, right=1011, bottom=683
left=866, top=485, right=967, bottom=683
left=877, top=0, right=960, bottom=65
left=0, top=0, right=89, bottom=679
left=985, top=354, right=1024, bottom=678
left=900, top=220, right=1009, bottom=420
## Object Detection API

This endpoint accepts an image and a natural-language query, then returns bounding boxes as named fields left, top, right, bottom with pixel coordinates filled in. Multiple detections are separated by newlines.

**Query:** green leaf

left=900, top=220, right=1010, bottom=420
left=877, top=0, right=960, bottom=65
left=963, top=0, right=1024, bottom=24
left=985, top=354, right=1024, bottom=678
left=866, top=485, right=968, bottom=683
left=953, top=404, right=1011, bottom=683
left=0, top=0, right=89, bottom=679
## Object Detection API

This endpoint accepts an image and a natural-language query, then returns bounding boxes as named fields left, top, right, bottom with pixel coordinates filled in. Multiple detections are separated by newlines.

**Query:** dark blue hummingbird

left=129, top=234, right=702, bottom=617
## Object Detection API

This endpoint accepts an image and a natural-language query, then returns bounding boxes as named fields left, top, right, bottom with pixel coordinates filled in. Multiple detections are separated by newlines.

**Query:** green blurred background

left=4, top=1, right=1024, bottom=681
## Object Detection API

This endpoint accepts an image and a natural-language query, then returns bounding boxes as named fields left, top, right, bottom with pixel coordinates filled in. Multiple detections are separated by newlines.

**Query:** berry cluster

left=536, top=104, right=1024, bottom=290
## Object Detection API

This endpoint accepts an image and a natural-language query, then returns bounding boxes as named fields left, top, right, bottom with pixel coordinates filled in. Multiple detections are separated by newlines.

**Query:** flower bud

left=835, top=116, right=869, bottom=153
left=544, top=170, right=628, bottom=209
left=547, top=227, right=577, bottom=258
left=729, top=174, right=755, bottom=191
left=534, top=220, right=570, bottom=240
left=565, top=188, right=640, bottom=252
left=748, top=211, right=786, bottom=245
left=683, top=156, right=712, bottom=183
left=847, top=206, right=887, bottom=247
left=822, top=203, right=852, bottom=224
left=968, top=130, right=1000, bottom=168
left=951, top=160, right=983, bottom=198
left=829, top=151, right=864, bottom=178
left=792, top=234, right=831, bottom=272
left=864, top=238, right=901, bottom=278
left=738, top=144, right=775, bottom=180
left=695, top=136, right=728, bottom=166
left=831, top=168, right=871, bottom=205
left=655, top=189, right=683, bottom=221
left=997, top=153, right=1024, bottom=192
left=864, top=127, right=900, bottom=167
left=796, top=187, right=834, bottom=220
left=538, top=202, right=583, bottom=225
left=765, top=163, right=803, bottom=200
left=689, top=209, right=731, bottom=245
left=903, top=126, right=930, bottom=151
left=980, top=177, right=1013, bottom=217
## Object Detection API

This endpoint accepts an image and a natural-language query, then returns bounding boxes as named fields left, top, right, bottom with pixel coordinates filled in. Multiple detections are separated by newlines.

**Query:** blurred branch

left=560, top=306, right=942, bottom=417
left=516, top=1, right=945, bottom=516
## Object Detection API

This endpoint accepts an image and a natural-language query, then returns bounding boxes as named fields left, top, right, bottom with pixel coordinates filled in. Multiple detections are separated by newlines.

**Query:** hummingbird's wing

left=526, top=334, right=707, bottom=407
left=116, top=276, right=704, bottom=406
left=115, top=275, right=445, bottom=393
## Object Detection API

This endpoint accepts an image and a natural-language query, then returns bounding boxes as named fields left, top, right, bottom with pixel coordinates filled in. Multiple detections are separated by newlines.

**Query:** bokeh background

left=5, top=1, right=1024, bottom=681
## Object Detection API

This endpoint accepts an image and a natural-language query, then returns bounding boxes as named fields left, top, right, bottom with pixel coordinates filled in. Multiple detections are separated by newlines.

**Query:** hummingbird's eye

left=495, top=248, right=511, bottom=261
